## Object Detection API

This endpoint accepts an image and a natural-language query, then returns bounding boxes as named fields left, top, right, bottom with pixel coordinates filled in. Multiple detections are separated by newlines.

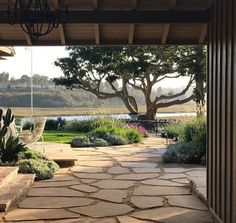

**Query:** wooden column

left=208, top=0, right=236, bottom=222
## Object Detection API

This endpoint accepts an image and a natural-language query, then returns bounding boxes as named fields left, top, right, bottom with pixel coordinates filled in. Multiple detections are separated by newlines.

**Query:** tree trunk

left=195, top=46, right=206, bottom=117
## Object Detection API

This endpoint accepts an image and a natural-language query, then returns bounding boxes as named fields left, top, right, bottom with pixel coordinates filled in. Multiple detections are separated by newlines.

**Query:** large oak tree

left=54, top=46, right=206, bottom=120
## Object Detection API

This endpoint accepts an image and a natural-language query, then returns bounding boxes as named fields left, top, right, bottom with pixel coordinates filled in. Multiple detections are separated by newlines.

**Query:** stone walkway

left=2, top=137, right=211, bottom=223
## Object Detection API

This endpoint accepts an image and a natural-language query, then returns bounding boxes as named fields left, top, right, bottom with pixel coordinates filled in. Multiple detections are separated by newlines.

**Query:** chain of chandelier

left=8, top=0, right=68, bottom=38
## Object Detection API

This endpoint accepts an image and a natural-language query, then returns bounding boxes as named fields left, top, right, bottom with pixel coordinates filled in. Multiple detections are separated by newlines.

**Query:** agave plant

left=0, top=108, right=24, bottom=163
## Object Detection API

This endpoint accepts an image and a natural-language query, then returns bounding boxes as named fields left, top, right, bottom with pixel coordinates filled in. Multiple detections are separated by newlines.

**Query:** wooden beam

left=131, top=0, right=138, bottom=10
left=94, top=24, right=100, bottom=45
left=198, top=24, right=208, bottom=44
left=161, top=24, right=171, bottom=44
left=128, top=24, right=135, bottom=45
left=92, top=0, right=98, bottom=10
left=0, top=10, right=210, bottom=24
left=52, top=0, right=66, bottom=45
left=0, top=39, right=205, bottom=46
left=161, top=0, right=177, bottom=44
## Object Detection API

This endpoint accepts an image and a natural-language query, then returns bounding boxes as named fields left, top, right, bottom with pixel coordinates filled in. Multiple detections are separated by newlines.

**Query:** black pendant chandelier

left=8, top=0, right=68, bottom=38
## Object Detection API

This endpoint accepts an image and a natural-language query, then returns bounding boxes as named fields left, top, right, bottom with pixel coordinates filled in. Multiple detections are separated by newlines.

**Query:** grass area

left=9, top=101, right=197, bottom=117
left=42, top=131, right=84, bottom=144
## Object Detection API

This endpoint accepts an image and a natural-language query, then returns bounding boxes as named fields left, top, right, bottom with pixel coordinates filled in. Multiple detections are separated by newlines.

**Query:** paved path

left=2, top=137, right=211, bottom=223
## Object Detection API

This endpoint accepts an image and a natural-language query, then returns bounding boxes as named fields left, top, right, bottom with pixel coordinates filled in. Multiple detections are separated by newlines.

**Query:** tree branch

left=156, top=95, right=194, bottom=109
left=154, top=75, right=194, bottom=103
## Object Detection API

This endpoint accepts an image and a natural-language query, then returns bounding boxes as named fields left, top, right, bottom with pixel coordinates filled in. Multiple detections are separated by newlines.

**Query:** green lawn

left=42, top=131, right=84, bottom=144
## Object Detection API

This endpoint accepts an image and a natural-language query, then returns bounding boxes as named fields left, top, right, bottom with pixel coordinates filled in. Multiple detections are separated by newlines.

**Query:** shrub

left=104, top=134, right=127, bottom=145
left=91, top=125, right=142, bottom=144
left=45, top=117, right=66, bottom=130
left=65, top=118, right=122, bottom=132
left=22, top=121, right=34, bottom=130
left=19, top=147, right=49, bottom=160
left=18, top=159, right=54, bottom=180
left=18, top=147, right=59, bottom=180
left=128, top=124, right=149, bottom=137
left=162, top=142, right=203, bottom=164
left=161, top=123, right=183, bottom=139
left=92, top=138, right=109, bottom=147
left=71, top=136, right=92, bottom=147
left=181, top=117, right=206, bottom=142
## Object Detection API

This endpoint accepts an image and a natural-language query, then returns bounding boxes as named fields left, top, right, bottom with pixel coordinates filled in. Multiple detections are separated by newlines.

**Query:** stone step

left=0, top=167, right=19, bottom=189
left=0, top=174, right=35, bottom=212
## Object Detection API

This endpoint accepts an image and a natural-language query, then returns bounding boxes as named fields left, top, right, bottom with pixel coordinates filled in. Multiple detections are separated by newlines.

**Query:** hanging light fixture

left=8, top=0, right=68, bottom=38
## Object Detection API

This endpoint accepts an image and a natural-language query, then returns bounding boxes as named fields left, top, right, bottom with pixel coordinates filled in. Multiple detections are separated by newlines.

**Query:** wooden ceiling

left=0, top=0, right=212, bottom=46
left=0, top=46, right=15, bottom=59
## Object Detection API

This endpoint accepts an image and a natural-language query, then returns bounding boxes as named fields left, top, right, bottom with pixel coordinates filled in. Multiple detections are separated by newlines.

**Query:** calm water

left=47, top=112, right=197, bottom=121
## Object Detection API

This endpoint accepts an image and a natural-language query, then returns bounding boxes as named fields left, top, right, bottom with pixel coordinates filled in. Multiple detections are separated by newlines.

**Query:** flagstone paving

left=2, top=137, right=211, bottom=223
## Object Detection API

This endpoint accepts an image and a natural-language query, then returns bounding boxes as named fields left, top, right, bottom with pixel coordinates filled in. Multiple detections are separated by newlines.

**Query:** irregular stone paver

left=92, top=180, right=135, bottom=189
left=73, top=173, right=112, bottom=180
left=189, top=176, right=206, bottom=187
left=48, top=218, right=117, bottom=223
left=166, top=195, right=208, bottom=210
left=132, top=168, right=160, bottom=173
left=117, top=216, right=153, bottom=223
left=107, top=166, right=129, bottom=174
left=171, top=178, right=189, bottom=184
left=71, top=166, right=104, bottom=173
left=81, top=179, right=98, bottom=184
left=90, top=190, right=127, bottom=203
left=33, top=181, right=80, bottom=188
left=114, top=156, right=149, bottom=162
left=4, top=209, right=80, bottom=221
left=130, top=196, right=163, bottom=209
left=44, top=175, right=77, bottom=182
left=164, top=168, right=191, bottom=173
left=142, top=179, right=184, bottom=187
left=114, top=173, right=159, bottom=180
left=70, top=184, right=98, bottom=193
left=133, top=153, right=162, bottom=158
left=159, top=173, right=187, bottom=180
left=69, top=202, right=134, bottom=218
left=28, top=188, right=84, bottom=197
left=18, top=197, right=94, bottom=209
left=134, top=186, right=190, bottom=196
left=119, top=162, right=157, bottom=168
left=185, top=170, right=206, bottom=177
left=131, top=207, right=213, bottom=223
left=4, top=137, right=209, bottom=223
left=77, top=156, right=111, bottom=161
left=77, top=161, right=113, bottom=167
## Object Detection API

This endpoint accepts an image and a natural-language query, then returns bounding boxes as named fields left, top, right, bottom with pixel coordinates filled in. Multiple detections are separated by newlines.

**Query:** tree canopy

left=54, top=46, right=206, bottom=119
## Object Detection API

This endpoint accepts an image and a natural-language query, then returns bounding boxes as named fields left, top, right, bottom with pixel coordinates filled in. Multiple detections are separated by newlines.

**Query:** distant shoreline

left=2, top=103, right=197, bottom=118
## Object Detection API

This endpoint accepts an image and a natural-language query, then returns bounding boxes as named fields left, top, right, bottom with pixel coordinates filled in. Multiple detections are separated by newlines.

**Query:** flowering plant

left=128, top=124, right=149, bottom=137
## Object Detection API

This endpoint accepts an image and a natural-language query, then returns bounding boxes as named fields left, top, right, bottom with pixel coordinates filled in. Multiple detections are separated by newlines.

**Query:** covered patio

left=0, top=0, right=234, bottom=222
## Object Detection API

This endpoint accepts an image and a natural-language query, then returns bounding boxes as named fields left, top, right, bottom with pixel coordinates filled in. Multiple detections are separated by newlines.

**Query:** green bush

left=71, top=136, right=92, bottom=147
left=162, top=142, right=204, bottom=164
left=92, top=138, right=109, bottom=147
left=18, top=159, right=55, bottom=180
left=181, top=117, right=206, bottom=142
left=65, top=118, right=122, bottom=132
left=161, top=123, right=183, bottom=139
left=22, top=121, right=34, bottom=130
left=104, top=134, right=127, bottom=145
left=18, top=147, right=59, bottom=180
left=45, top=117, right=66, bottom=130
left=91, top=125, right=142, bottom=144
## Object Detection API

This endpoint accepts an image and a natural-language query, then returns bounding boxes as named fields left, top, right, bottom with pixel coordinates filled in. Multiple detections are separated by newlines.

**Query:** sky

left=0, top=47, right=190, bottom=88
left=0, top=47, right=68, bottom=79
